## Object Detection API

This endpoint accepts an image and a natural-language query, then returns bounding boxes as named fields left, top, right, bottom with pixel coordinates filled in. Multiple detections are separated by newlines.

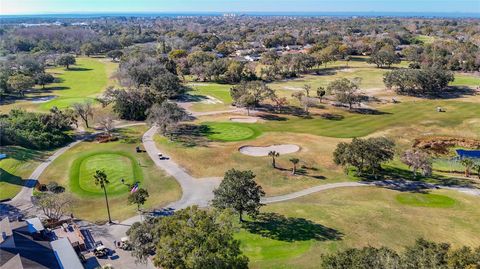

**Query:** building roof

left=25, top=218, right=44, bottom=234
left=50, top=238, right=84, bottom=269
left=0, top=223, right=61, bottom=269
left=1, top=217, right=13, bottom=243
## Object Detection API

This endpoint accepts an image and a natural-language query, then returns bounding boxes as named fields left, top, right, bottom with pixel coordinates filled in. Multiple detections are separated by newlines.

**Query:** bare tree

left=401, top=149, right=432, bottom=178
left=147, top=101, right=189, bottom=135
left=97, top=114, right=116, bottom=135
left=72, top=101, right=94, bottom=128
left=270, top=96, right=288, bottom=113
left=34, top=192, right=74, bottom=222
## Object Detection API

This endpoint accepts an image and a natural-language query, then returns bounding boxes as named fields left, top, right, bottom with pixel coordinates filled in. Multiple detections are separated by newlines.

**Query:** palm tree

left=289, top=158, right=300, bottom=175
left=94, top=170, right=113, bottom=224
left=461, top=159, right=474, bottom=177
left=268, top=151, right=280, bottom=168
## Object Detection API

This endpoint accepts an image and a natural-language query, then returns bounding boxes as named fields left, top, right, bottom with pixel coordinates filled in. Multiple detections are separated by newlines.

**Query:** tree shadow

left=398, top=87, right=476, bottom=99
left=177, top=94, right=209, bottom=103
left=167, top=124, right=211, bottom=147
left=350, top=108, right=391, bottom=115
left=1, top=146, right=46, bottom=162
left=67, top=67, right=93, bottom=71
left=320, top=113, right=344, bottom=121
left=0, top=168, right=25, bottom=188
left=258, top=113, right=287, bottom=121
left=358, top=166, right=475, bottom=191
left=0, top=203, right=24, bottom=221
left=38, top=86, right=70, bottom=93
left=243, top=212, right=343, bottom=242
left=258, top=104, right=308, bottom=117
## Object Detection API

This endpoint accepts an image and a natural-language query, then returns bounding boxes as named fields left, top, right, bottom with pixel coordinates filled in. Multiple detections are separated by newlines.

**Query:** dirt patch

left=239, top=144, right=300, bottom=156
left=230, top=117, right=258, bottom=123
left=413, top=136, right=480, bottom=155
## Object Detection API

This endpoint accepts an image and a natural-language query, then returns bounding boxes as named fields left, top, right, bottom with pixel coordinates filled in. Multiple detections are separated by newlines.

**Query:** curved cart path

left=5, top=123, right=146, bottom=211
left=142, top=127, right=221, bottom=210
left=4, top=124, right=480, bottom=269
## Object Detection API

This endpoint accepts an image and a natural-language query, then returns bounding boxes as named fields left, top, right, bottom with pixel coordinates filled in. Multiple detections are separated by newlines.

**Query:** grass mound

left=203, top=122, right=262, bottom=142
left=395, top=193, right=457, bottom=208
left=70, top=151, right=142, bottom=197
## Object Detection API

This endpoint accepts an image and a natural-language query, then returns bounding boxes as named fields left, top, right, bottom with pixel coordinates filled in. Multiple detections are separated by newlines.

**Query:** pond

left=456, top=149, right=480, bottom=159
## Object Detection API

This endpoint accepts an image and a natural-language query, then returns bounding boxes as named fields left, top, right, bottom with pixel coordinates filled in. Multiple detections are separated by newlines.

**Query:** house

left=248, top=41, right=265, bottom=49
left=0, top=218, right=84, bottom=269
left=244, top=55, right=261, bottom=62
left=235, top=49, right=254, bottom=56
left=285, top=45, right=302, bottom=51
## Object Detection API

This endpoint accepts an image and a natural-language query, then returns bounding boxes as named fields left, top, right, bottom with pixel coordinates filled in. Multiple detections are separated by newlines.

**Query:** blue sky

left=2, top=0, right=479, bottom=15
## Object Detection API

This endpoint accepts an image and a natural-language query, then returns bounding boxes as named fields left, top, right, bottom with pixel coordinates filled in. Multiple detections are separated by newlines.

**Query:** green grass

left=415, top=35, right=436, bottom=44
left=0, top=57, right=116, bottom=113
left=39, top=58, right=111, bottom=110
left=451, top=74, right=480, bottom=88
left=236, top=231, right=313, bottom=263
left=39, top=126, right=181, bottom=222
left=187, top=83, right=234, bottom=112
left=70, top=151, right=141, bottom=197
left=254, top=100, right=480, bottom=138
left=202, top=122, right=263, bottom=141
left=432, top=158, right=466, bottom=171
left=239, top=187, right=480, bottom=269
left=395, top=193, right=457, bottom=208
left=0, top=146, right=48, bottom=200
left=188, top=83, right=233, bottom=103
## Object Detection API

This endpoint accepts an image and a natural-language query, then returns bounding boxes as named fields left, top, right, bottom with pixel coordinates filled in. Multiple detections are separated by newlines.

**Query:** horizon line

left=2, top=10, right=480, bottom=17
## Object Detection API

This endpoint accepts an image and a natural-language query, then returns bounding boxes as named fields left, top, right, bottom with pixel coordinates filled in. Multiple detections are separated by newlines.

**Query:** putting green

left=203, top=122, right=261, bottom=142
left=395, top=193, right=457, bottom=208
left=70, top=151, right=142, bottom=196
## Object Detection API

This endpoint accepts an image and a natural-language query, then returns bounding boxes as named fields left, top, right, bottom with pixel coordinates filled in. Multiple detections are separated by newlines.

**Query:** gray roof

left=50, top=238, right=84, bottom=269
left=0, top=224, right=61, bottom=269
left=25, top=218, right=44, bottom=233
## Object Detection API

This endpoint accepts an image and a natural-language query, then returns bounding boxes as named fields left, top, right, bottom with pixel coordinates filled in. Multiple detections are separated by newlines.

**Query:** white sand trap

left=31, top=96, right=56, bottom=103
left=283, top=86, right=303, bottom=91
left=202, top=95, right=223, bottom=104
left=230, top=117, right=258, bottom=123
left=239, top=144, right=300, bottom=156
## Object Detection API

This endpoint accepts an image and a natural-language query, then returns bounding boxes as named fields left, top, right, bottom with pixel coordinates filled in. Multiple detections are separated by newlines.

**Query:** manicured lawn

left=0, top=57, right=117, bottom=113
left=71, top=152, right=140, bottom=197
left=395, top=193, right=457, bottom=208
left=155, top=132, right=353, bottom=196
left=186, top=83, right=234, bottom=112
left=39, top=126, right=181, bottom=222
left=39, top=57, right=115, bottom=110
left=187, top=83, right=233, bottom=103
left=202, top=122, right=262, bottom=141
left=0, top=146, right=49, bottom=200
left=451, top=73, right=480, bottom=88
left=254, top=100, right=480, bottom=138
left=238, top=187, right=480, bottom=269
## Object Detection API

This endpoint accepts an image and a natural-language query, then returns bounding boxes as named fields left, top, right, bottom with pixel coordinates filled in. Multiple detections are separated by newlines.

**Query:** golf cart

left=119, top=236, right=132, bottom=251
left=158, top=153, right=169, bottom=160
left=93, top=245, right=109, bottom=257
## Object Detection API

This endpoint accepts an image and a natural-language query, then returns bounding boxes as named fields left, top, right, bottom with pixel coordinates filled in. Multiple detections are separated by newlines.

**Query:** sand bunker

left=31, top=96, right=56, bottom=103
left=230, top=117, right=258, bottom=123
left=201, top=95, right=223, bottom=104
left=239, top=144, right=300, bottom=156
left=282, top=86, right=303, bottom=91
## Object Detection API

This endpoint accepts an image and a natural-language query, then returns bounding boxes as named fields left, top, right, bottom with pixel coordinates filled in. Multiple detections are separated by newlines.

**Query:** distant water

left=1, top=11, right=479, bottom=19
